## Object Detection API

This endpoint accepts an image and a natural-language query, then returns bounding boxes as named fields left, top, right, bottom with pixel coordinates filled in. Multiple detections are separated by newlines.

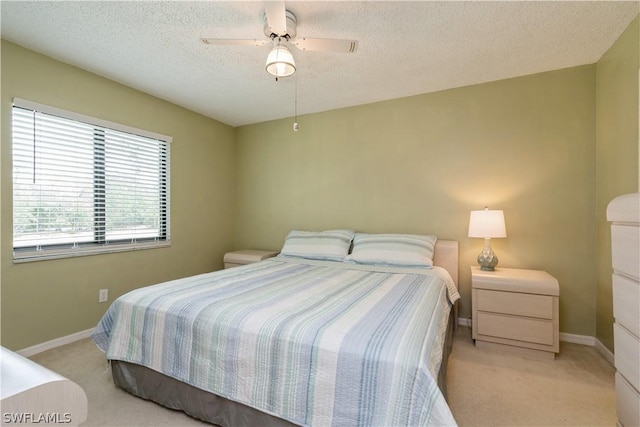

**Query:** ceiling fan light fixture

left=266, top=43, right=296, bottom=78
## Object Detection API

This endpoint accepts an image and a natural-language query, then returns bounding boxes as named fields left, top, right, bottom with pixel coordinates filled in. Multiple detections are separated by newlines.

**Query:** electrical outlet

left=99, top=289, right=108, bottom=303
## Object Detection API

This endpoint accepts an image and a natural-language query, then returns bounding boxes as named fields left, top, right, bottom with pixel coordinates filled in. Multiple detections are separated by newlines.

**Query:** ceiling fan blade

left=293, top=38, right=358, bottom=53
left=264, top=1, right=287, bottom=36
left=201, top=38, right=267, bottom=47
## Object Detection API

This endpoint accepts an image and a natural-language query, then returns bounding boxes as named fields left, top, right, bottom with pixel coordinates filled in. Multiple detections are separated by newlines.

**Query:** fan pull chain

left=293, top=76, right=299, bottom=131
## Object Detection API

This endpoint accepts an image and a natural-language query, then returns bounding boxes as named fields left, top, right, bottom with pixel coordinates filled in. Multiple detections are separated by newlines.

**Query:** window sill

left=13, top=240, right=171, bottom=263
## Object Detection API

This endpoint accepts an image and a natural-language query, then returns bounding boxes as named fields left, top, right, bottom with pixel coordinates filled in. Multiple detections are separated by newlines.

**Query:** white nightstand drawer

left=614, top=323, right=640, bottom=392
left=224, top=250, right=279, bottom=269
left=224, top=262, right=244, bottom=268
left=476, top=289, right=553, bottom=319
left=477, top=312, right=554, bottom=346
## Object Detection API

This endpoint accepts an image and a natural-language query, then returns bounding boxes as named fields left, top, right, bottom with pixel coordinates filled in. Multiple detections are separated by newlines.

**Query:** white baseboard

left=17, top=328, right=95, bottom=358
left=558, top=332, right=615, bottom=366
left=460, top=318, right=615, bottom=367
left=593, top=338, right=615, bottom=367
left=559, top=332, right=596, bottom=346
left=457, top=317, right=472, bottom=327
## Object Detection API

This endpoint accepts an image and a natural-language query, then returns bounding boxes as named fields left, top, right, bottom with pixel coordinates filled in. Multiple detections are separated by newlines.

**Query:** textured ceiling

left=1, top=1, right=638, bottom=127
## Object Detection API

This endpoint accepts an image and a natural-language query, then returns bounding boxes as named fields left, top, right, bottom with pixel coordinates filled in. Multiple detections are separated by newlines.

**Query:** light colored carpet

left=447, top=327, right=616, bottom=426
left=28, top=326, right=616, bottom=426
left=29, top=339, right=208, bottom=426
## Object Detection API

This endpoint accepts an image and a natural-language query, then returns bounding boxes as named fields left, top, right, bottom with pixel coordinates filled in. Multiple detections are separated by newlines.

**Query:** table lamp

left=468, top=207, right=507, bottom=271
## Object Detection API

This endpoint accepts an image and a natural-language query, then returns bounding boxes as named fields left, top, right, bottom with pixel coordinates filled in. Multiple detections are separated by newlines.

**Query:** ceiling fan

left=201, top=1, right=358, bottom=79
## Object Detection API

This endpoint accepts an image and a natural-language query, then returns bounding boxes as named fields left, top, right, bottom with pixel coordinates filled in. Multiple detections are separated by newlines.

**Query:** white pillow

left=280, top=229, right=355, bottom=262
left=346, top=233, right=437, bottom=267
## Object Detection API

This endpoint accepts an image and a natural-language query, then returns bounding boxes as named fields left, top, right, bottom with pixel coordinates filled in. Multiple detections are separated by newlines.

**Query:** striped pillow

left=280, top=229, right=355, bottom=262
left=346, top=233, right=437, bottom=267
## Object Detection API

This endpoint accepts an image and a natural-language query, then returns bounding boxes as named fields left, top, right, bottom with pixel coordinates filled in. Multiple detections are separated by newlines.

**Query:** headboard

left=433, top=240, right=459, bottom=286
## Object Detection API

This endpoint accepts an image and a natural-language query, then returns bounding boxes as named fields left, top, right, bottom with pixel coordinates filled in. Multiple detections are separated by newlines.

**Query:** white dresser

left=607, top=193, right=640, bottom=427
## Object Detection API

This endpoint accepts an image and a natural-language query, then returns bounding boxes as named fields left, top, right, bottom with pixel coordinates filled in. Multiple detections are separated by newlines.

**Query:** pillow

left=345, top=233, right=437, bottom=267
left=279, top=229, right=355, bottom=262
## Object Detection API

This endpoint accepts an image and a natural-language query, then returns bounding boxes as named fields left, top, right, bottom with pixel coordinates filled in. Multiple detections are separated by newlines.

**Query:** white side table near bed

left=471, top=266, right=560, bottom=360
left=224, top=249, right=279, bottom=269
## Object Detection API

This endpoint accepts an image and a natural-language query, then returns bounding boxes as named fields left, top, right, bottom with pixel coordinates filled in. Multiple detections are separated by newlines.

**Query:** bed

left=93, top=231, right=460, bottom=426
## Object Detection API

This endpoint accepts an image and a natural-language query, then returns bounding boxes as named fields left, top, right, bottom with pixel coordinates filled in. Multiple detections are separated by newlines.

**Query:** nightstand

left=223, top=249, right=279, bottom=269
left=471, top=266, right=559, bottom=359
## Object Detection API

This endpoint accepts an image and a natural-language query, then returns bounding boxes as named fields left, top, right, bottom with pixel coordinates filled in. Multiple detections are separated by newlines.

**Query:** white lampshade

left=468, top=208, right=507, bottom=238
left=266, top=44, right=296, bottom=78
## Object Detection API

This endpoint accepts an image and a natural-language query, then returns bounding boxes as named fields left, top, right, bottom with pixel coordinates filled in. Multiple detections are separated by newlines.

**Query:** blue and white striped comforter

left=93, top=257, right=459, bottom=426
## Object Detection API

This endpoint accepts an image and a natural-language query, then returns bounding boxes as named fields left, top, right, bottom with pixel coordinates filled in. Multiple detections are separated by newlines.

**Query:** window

left=12, top=98, right=171, bottom=262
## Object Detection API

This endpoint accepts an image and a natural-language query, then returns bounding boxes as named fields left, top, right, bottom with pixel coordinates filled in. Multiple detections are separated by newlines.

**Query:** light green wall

left=235, top=66, right=598, bottom=336
left=0, top=41, right=237, bottom=350
left=595, top=16, right=639, bottom=352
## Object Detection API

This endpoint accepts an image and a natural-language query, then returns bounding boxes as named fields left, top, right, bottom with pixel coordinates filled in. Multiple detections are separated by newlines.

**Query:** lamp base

left=477, top=238, right=499, bottom=271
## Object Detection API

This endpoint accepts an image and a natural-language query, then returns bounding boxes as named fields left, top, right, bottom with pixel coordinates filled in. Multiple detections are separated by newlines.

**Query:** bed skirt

left=110, top=305, right=457, bottom=427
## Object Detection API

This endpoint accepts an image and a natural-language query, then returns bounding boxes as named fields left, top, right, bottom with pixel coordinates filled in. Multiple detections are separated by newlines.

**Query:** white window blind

left=12, top=98, right=171, bottom=262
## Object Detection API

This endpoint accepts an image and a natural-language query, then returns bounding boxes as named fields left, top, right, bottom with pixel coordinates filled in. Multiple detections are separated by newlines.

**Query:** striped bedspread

left=93, top=257, right=459, bottom=426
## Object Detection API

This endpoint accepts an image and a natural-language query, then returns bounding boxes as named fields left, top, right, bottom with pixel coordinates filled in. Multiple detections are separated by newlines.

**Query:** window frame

left=11, top=98, right=172, bottom=263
